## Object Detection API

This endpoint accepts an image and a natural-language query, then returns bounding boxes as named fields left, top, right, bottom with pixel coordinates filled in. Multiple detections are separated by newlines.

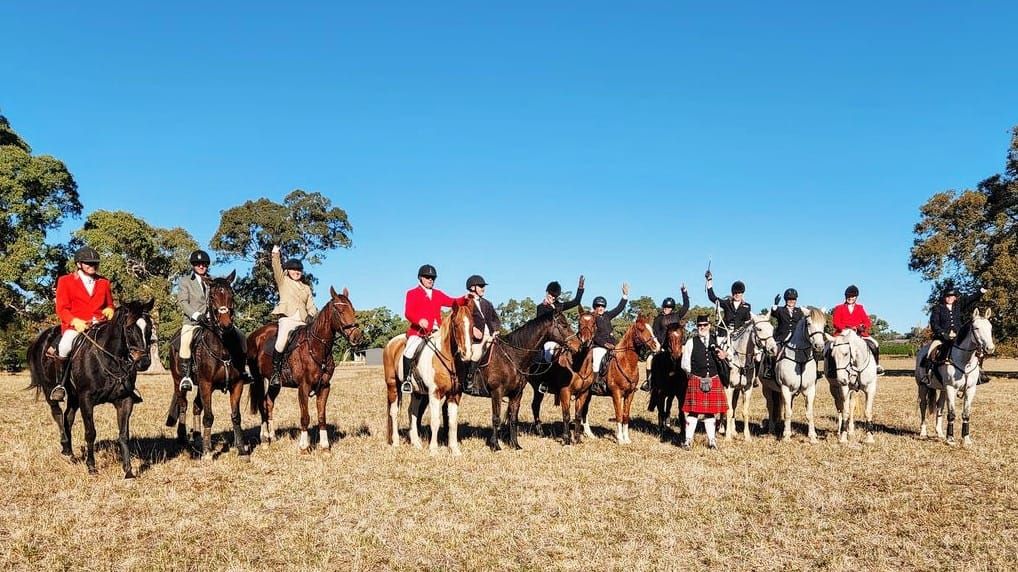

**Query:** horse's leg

left=574, top=391, right=591, bottom=443
left=917, top=383, right=929, bottom=439
left=191, top=393, right=202, bottom=443
left=47, top=400, right=72, bottom=457
left=622, top=390, right=635, bottom=444
left=530, top=380, right=546, bottom=437
left=723, top=386, right=735, bottom=440
left=447, top=396, right=461, bottom=456
left=176, top=391, right=190, bottom=445
left=62, top=400, right=78, bottom=459
left=265, top=386, right=280, bottom=444
left=580, top=392, right=595, bottom=439
left=506, top=390, right=524, bottom=450
left=961, top=383, right=976, bottom=447
left=487, top=390, right=503, bottom=451
left=847, top=389, right=857, bottom=437
left=115, top=398, right=135, bottom=478
left=297, top=386, right=312, bottom=453
left=407, top=392, right=423, bottom=449
left=80, top=400, right=99, bottom=474
left=387, top=389, right=401, bottom=448
left=863, top=383, right=876, bottom=444
left=560, top=386, right=573, bottom=446
left=835, top=386, right=848, bottom=443
left=427, top=390, right=445, bottom=454
left=610, top=390, right=625, bottom=444
left=780, top=385, right=794, bottom=441
left=229, top=381, right=248, bottom=456
left=199, top=381, right=215, bottom=458
left=741, top=387, right=753, bottom=441
left=944, top=384, right=958, bottom=445
left=805, top=383, right=818, bottom=444
left=315, top=384, right=331, bottom=451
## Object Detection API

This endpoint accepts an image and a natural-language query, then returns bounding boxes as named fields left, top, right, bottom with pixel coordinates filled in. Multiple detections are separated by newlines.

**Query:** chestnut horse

left=528, top=310, right=596, bottom=445
left=648, top=324, right=687, bottom=440
left=382, top=300, right=473, bottom=454
left=578, top=314, right=660, bottom=444
left=247, top=287, right=363, bottom=452
left=27, top=299, right=155, bottom=477
left=474, top=311, right=577, bottom=451
left=165, top=271, right=250, bottom=458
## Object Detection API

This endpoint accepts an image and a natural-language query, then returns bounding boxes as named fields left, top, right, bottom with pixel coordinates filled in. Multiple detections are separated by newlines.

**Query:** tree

left=0, top=113, right=81, bottom=328
left=496, top=297, right=538, bottom=331
left=211, top=190, right=353, bottom=332
left=71, top=210, right=199, bottom=362
left=612, top=295, right=657, bottom=340
left=334, top=306, right=408, bottom=360
left=910, top=126, right=1018, bottom=345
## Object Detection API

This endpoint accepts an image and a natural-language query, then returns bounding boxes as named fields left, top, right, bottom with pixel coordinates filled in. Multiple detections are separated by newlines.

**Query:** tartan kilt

left=682, top=375, right=728, bottom=415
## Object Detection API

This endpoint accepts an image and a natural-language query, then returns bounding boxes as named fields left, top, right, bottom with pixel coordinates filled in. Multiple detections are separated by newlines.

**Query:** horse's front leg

left=610, top=390, right=625, bottom=444
left=507, top=389, right=524, bottom=450
left=530, top=380, right=546, bottom=437
left=228, top=380, right=249, bottom=456
left=58, top=400, right=76, bottom=458
left=961, top=384, right=977, bottom=447
left=487, top=391, right=503, bottom=451
left=580, top=391, right=595, bottom=439
left=934, top=387, right=947, bottom=439
left=175, top=391, right=190, bottom=445
left=191, top=393, right=202, bottom=444
left=574, top=390, right=592, bottom=443
left=805, top=383, right=818, bottom=444
left=315, top=383, right=331, bottom=451
left=780, top=385, right=794, bottom=441
left=80, top=400, right=99, bottom=475
left=386, top=381, right=401, bottom=448
left=944, top=384, right=959, bottom=445
left=407, top=392, right=423, bottom=449
left=447, top=395, right=461, bottom=456
left=621, top=389, right=636, bottom=444
left=834, top=385, right=849, bottom=443
left=917, top=383, right=930, bottom=439
left=560, top=386, right=573, bottom=446
left=199, top=381, right=215, bottom=458
left=264, top=385, right=280, bottom=444
left=723, top=386, right=736, bottom=440
left=426, top=390, right=445, bottom=454
left=296, top=385, right=312, bottom=453
left=741, top=387, right=753, bottom=441
left=115, top=398, right=136, bottom=478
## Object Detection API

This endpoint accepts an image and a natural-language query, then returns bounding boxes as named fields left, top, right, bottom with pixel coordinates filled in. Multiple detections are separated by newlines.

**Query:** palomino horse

left=165, top=271, right=250, bottom=458
left=718, top=312, right=776, bottom=441
left=578, top=314, right=660, bottom=444
left=825, top=328, right=879, bottom=443
left=647, top=324, right=687, bottom=441
left=915, top=308, right=995, bottom=446
left=528, top=310, right=596, bottom=445
left=762, top=307, right=826, bottom=442
left=474, top=311, right=577, bottom=451
left=247, top=287, right=363, bottom=453
left=382, top=300, right=473, bottom=454
left=27, top=299, right=155, bottom=477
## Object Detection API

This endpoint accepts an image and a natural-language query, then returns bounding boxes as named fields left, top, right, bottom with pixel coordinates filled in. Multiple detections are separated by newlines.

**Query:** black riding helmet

left=189, top=249, right=211, bottom=266
left=546, top=281, right=562, bottom=297
left=845, top=284, right=859, bottom=298
left=731, top=281, right=746, bottom=295
left=592, top=296, right=608, bottom=308
left=783, top=288, right=798, bottom=301
left=466, top=275, right=487, bottom=289
left=418, top=264, right=437, bottom=279
left=283, top=259, right=304, bottom=272
left=661, top=297, right=676, bottom=309
left=73, top=246, right=100, bottom=265
left=942, top=287, right=959, bottom=299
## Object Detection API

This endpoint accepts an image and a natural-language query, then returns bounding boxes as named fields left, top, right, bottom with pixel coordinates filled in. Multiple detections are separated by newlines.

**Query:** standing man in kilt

left=679, top=314, right=729, bottom=449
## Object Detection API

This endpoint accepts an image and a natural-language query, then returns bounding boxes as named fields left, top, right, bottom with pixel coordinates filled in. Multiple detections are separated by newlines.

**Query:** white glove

left=191, top=312, right=202, bottom=321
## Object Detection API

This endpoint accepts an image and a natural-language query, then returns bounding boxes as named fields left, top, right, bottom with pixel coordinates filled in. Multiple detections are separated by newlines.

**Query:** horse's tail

left=248, top=364, right=265, bottom=415
left=25, top=327, right=57, bottom=399
left=165, top=392, right=180, bottom=427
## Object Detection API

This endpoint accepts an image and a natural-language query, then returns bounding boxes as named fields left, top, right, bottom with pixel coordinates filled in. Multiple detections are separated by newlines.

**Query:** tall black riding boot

left=269, top=351, right=285, bottom=388
left=401, top=355, right=414, bottom=393
left=50, top=356, right=70, bottom=401
left=591, top=370, right=608, bottom=395
left=178, top=357, right=194, bottom=392
left=874, top=344, right=884, bottom=375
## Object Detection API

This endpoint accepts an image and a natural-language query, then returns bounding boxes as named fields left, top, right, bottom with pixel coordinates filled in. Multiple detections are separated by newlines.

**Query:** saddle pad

left=261, top=326, right=302, bottom=357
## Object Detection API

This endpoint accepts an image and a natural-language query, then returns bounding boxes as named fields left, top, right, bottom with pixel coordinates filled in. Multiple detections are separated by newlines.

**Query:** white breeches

left=593, top=347, right=608, bottom=373
left=179, top=324, right=199, bottom=359
left=542, top=341, right=559, bottom=363
left=58, top=330, right=80, bottom=358
left=403, top=334, right=425, bottom=359
left=275, top=316, right=304, bottom=353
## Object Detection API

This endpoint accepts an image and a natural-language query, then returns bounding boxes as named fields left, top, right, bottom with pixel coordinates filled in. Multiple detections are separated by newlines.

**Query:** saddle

left=261, top=325, right=304, bottom=358
left=589, top=351, right=616, bottom=397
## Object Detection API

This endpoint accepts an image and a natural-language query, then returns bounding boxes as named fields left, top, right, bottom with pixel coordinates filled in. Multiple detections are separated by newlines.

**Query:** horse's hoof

left=809, top=436, right=819, bottom=444
left=87, top=467, right=99, bottom=476
left=429, top=446, right=439, bottom=456
left=411, top=441, right=423, bottom=450
left=487, top=440, right=501, bottom=452
left=864, top=435, right=875, bottom=444
left=839, top=434, right=848, bottom=444
left=450, top=446, right=462, bottom=456
left=299, top=447, right=312, bottom=455
left=124, top=470, right=136, bottom=480
left=946, top=438, right=956, bottom=446
left=962, top=437, right=973, bottom=447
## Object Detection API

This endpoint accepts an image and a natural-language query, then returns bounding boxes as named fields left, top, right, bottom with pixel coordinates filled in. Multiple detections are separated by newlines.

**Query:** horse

left=762, top=307, right=826, bottom=442
left=528, top=310, right=596, bottom=445
left=473, top=311, right=577, bottom=451
left=164, top=271, right=250, bottom=458
left=382, top=300, right=473, bottom=454
left=825, top=328, right=879, bottom=443
left=247, top=287, right=363, bottom=453
left=578, top=314, right=660, bottom=444
left=26, top=299, right=155, bottom=477
left=647, top=324, right=687, bottom=441
left=718, top=312, right=776, bottom=441
left=915, top=308, right=995, bottom=446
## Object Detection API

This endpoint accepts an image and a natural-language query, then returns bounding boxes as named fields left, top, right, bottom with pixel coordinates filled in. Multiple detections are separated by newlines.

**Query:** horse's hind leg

left=573, top=391, right=591, bottom=444
left=863, top=384, right=876, bottom=444
left=48, top=400, right=72, bottom=457
left=579, top=393, right=595, bottom=439
left=805, top=384, right=818, bottom=444
left=917, top=384, right=930, bottom=439
left=115, top=399, right=135, bottom=478
left=723, top=387, right=736, bottom=440
left=560, top=388, right=574, bottom=446
left=487, top=391, right=504, bottom=451
left=315, top=384, right=331, bottom=451
left=79, top=400, right=99, bottom=475
left=944, top=386, right=958, bottom=445
left=191, top=393, right=202, bottom=444
left=780, top=386, right=794, bottom=441
left=229, top=381, right=249, bottom=456
left=387, top=391, right=401, bottom=448
left=296, top=387, right=312, bottom=453
left=407, top=392, right=424, bottom=449
left=507, top=390, right=525, bottom=450
left=741, top=387, right=753, bottom=441
left=175, top=394, right=190, bottom=445
left=530, top=381, right=546, bottom=437
left=961, top=386, right=976, bottom=447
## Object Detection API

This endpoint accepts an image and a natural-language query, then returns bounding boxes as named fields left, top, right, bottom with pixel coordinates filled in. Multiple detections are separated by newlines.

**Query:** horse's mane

left=806, top=307, right=826, bottom=326
left=956, top=321, right=972, bottom=343
left=503, top=312, right=554, bottom=347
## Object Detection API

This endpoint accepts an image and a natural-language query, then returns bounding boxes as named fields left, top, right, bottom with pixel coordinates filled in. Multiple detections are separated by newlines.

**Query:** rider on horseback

left=49, top=246, right=116, bottom=402
left=536, top=276, right=585, bottom=362
left=831, top=285, right=884, bottom=375
left=589, top=283, right=629, bottom=395
left=705, top=271, right=751, bottom=337
left=641, top=284, right=689, bottom=391
left=923, top=285, right=989, bottom=384
left=463, top=274, right=501, bottom=396
left=763, top=287, right=805, bottom=379
left=401, top=264, right=470, bottom=393
left=679, top=314, right=729, bottom=450
left=176, top=249, right=210, bottom=392
left=268, top=245, right=318, bottom=388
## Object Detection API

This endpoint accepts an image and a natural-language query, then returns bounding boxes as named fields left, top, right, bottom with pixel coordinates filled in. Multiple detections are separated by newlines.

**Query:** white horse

left=915, top=308, right=995, bottom=446
left=825, top=328, right=879, bottom=444
left=718, top=312, right=776, bottom=441
left=764, top=307, right=827, bottom=442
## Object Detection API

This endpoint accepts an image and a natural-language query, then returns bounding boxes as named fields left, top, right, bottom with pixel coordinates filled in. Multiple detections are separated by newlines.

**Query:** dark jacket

left=773, top=305, right=805, bottom=343
left=688, top=334, right=721, bottom=377
left=471, top=297, right=502, bottom=341
left=707, top=286, right=752, bottom=332
left=536, top=287, right=585, bottom=318
left=652, top=290, right=690, bottom=345
left=930, top=291, right=982, bottom=342
left=593, top=297, right=627, bottom=347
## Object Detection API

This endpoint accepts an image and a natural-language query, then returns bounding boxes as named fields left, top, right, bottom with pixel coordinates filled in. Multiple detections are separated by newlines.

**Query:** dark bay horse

left=579, top=314, right=660, bottom=444
left=474, top=311, right=576, bottom=451
left=529, top=310, right=596, bottom=445
left=382, top=300, right=473, bottom=453
left=648, top=324, right=687, bottom=440
left=165, top=271, right=250, bottom=458
left=27, top=299, right=155, bottom=477
left=247, top=287, right=363, bottom=453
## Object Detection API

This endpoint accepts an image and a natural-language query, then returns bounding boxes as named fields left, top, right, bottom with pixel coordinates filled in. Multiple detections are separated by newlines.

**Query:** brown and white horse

left=382, top=300, right=473, bottom=454
left=247, top=287, right=363, bottom=453
left=529, top=310, right=596, bottom=445
left=579, top=314, right=660, bottom=444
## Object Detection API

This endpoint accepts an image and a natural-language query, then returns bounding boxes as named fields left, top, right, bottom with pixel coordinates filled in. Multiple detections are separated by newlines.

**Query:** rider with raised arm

left=589, top=283, right=629, bottom=395
left=268, top=245, right=318, bottom=388
left=763, top=287, right=806, bottom=379
left=642, top=284, right=689, bottom=391
left=924, top=285, right=989, bottom=384
left=705, top=270, right=751, bottom=337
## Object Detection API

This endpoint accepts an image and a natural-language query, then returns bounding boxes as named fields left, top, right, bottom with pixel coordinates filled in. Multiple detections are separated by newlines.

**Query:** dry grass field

left=2, top=360, right=1016, bottom=571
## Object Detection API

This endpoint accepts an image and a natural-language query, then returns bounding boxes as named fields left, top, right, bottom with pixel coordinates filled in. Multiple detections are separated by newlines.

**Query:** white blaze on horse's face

left=972, top=316, right=995, bottom=355
left=136, top=317, right=147, bottom=339
left=461, top=313, right=472, bottom=359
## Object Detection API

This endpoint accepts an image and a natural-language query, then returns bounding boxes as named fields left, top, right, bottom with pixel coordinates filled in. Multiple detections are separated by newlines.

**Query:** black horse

left=165, top=271, right=249, bottom=458
left=27, top=299, right=155, bottom=477
left=647, top=324, right=688, bottom=442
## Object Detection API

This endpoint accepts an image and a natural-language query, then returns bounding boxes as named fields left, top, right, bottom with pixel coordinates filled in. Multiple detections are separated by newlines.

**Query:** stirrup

left=179, top=376, right=193, bottom=392
left=537, top=383, right=548, bottom=394
left=640, top=380, right=651, bottom=392
left=875, top=365, right=885, bottom=375
left=49, top=385, right=67, bottom=402
left=400, top=380, right=412, bottom=393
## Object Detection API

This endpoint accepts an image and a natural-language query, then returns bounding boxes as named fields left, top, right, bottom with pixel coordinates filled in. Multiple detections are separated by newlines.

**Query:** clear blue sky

left=3, top=1, right=1016, bottom=333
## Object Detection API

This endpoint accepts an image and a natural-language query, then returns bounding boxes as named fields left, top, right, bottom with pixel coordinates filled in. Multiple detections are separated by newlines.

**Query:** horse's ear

left=760, top=308, right=770, bottom=318
left=144, top=297, right=155, bottom=312
left=330, top=286, right=338, bottom=299
left=984, top=307, right=992, bottom=319
left=226, top=269, right=236, bottom=284
left=343, top=287, right=349, bottom=298
left=972, top=308, right=980, bottom=319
